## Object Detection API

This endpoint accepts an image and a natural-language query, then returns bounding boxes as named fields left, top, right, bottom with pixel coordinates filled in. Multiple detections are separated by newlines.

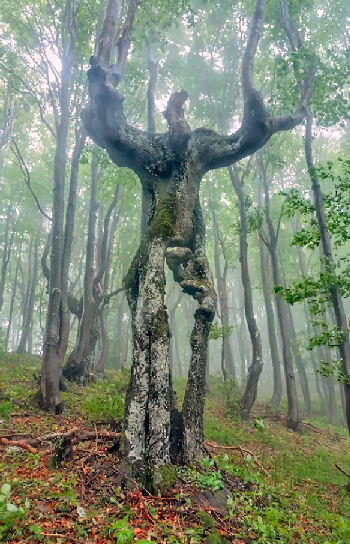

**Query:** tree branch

left=196, top=0, right=314, bottom=172
left=103, top=286, right=125, bottom=304
left=94, top=184, right=120, bottom=287
left=11, top=138, right=52, bottom=221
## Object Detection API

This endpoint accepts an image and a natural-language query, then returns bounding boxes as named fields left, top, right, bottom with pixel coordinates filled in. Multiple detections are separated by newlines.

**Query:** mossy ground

left=1, top=354, right=350, bottom=543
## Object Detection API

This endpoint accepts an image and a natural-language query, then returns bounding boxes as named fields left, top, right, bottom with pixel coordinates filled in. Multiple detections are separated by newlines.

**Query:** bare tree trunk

left=257, top=233, right=282, bottom=410
left=212, top=212, right=235, bottom=379
left=41, top=3, right=77, bottom=411
left=17, top=239, right=39, bottom=353
left=84, top=0, right=313, bottom=483
left=63, top=153, right=100, bottom=381
left=286, top=304, right=311, bottom=415
left=229, top=165, right=262, bottom=418
left=259, top=152, right=299, bottom=429
left=295, top=239, right=326, bottom=410
left=5, top=257, right=19, bottom=352
left=0, top=204, right=14, bottom=312
left=305, top=113, right=350, bottom=432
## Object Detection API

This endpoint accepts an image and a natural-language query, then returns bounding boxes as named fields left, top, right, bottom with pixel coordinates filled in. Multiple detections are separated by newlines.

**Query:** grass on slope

left=0, top=354, right=350, bottom=543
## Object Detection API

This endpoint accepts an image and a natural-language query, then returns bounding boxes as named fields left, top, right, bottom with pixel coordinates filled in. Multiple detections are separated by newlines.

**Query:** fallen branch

left=1, top=428, right=120, bottom=454
left=205, top=440, right=268, bottom=476
left=0, top=437, right=38, bottom=454
left=28, top=428, right=120, bottom=446
left=335, top=463, right=350, bottom=479
left=301, top=422, right=327, bottom=434
left=302, top=421, right=345, bottom=440
left=42, top=533, right=83, bottom=544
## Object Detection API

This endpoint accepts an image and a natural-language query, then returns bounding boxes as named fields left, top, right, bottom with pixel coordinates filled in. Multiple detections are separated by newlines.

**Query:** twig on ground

left=42, top=533, right=83, bottom=544
left=205, top=440, right=268, bottom=476
left=335, top=463, right=350, bottom=479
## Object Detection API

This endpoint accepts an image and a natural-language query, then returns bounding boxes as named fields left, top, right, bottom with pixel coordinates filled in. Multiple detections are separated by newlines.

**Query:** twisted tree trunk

left=83, top=0, right=313, bottom=484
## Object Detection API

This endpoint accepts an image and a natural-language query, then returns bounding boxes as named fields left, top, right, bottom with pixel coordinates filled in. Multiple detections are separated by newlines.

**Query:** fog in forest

left=0, top=1, right=350, bottom=542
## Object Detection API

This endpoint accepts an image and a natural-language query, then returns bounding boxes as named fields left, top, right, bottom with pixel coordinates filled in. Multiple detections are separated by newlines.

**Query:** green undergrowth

left=1, top=354, right=350, bottom=542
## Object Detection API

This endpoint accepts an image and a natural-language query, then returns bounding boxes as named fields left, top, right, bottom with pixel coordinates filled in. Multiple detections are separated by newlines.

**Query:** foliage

left=209, top=321, right=234, bottom=340
left=0, top=483, right=29, bottom=540
left=81, top=374, right=127, bottom=422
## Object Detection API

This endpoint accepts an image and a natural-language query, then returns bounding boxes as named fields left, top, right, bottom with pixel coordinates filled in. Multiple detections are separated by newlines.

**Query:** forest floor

left=0, top=354, right=350, bottom=544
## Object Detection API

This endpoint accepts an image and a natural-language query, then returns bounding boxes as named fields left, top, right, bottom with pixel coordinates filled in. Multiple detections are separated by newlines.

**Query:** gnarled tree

left=83, top=0, right=313, bottom=485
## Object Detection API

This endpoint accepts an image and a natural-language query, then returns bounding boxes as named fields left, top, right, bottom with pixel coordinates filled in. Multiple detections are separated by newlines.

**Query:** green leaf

left=1, top=483, right=11, bottom=497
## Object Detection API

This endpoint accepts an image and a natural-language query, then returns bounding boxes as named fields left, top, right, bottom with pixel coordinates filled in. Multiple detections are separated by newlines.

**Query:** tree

left=82, top=0, right=314, bottom=485
left=229, top=164, right=263, bottom=418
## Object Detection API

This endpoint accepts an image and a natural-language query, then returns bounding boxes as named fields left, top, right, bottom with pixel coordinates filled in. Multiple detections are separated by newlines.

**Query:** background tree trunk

left=305, top=113, right=350, bottom=431
left=229, top=165, right=263, bottom=418
left=17, top=238, right=39, bottom=353
left=259, top=152, right=299, bottom=429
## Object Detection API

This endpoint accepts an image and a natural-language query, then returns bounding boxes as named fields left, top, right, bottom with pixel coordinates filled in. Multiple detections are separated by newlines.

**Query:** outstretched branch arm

left=83, top=0, right=169, bottom=175
left=198, top=0, right=314, bottom=173
left=241, top=0, right=266, bottom=105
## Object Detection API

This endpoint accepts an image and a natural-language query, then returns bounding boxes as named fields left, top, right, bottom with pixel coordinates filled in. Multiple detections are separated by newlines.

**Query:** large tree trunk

left=229, top=165, right=263, bottom=418
left=40, top=14, right=75, bottom=410
left=259, top=153, right=299, bottom=429
left=124, top=166, right=216, bottom=481
left=305, top=113, right=350, bottom=431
